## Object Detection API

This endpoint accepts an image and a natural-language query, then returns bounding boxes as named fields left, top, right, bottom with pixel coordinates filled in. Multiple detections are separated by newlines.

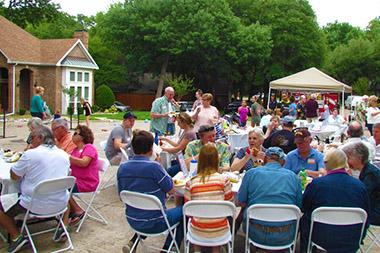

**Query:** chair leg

left=0, top=230, right=6, bottom=242
left=52, top=218, right=74, bottom=253
left=130, top=235, right=140, bottom=252
left=75, top=194, right=108, bottom=233
left=24, top=224, right=38, bottom=253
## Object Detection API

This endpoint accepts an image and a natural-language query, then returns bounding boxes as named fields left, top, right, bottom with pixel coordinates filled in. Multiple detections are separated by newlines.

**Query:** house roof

left=270, top=67, right=352, bottom=93
left=0, top=15, right=97, bottom=68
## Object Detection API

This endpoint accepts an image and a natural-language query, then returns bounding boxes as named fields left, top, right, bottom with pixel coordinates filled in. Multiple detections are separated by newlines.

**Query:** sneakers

left=122, top=240, right=137, bottom=253
left=53, top=227, right=68, bottom=243
left=7, top=235, right=28, bottom=253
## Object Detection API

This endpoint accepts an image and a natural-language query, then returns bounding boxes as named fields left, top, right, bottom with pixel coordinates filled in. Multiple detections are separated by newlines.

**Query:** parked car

left=114, top=101, right=131, bottom=112
left=178, top=101, right=194, bottom=112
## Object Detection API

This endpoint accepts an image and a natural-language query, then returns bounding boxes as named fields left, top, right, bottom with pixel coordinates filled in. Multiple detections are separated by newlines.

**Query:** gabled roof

left=0, top=15, right=97, bottom=68
left=270, top=67, right=352, bottom=93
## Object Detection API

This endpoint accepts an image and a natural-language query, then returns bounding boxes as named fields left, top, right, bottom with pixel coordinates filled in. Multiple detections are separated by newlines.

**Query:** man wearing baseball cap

left=263, top=116, right=297, bottom=154
left=105, top=111, right=137, bottom=165
left=284, top=128, right=325, bottom=178
left=238, top=147, right=302, bottom=246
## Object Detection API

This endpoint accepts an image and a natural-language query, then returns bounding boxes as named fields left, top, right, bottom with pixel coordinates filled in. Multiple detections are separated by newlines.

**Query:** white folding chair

left=307, top=207, right=367, bottom=253
left=365, top=225, right=380, bottom=252
left=120, top=190, right=180, bottom=253
left=183, top=200, right=236, bottom=253
left=73, top=158, right=109, bottom=232
left=245, top=204, right=301, bottom=253
left=120, top=147, right=129, bottom=164
left=20, top=176, right=76, bottom=253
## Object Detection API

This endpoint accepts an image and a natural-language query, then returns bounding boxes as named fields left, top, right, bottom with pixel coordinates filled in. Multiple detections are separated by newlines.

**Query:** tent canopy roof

left=270, top=67, right=352, bottom=93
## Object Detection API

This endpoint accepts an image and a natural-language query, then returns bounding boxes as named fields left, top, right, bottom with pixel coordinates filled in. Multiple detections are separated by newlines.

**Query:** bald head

left=347, top=121, right=363, bottom=138
left=164, top=86, right=175, bottom=100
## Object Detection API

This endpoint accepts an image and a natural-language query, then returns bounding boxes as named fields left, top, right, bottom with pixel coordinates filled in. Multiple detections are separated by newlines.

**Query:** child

left=238, top=100, right=249, bottom=127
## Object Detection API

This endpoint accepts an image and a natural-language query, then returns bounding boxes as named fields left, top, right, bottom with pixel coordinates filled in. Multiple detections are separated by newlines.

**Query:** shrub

left=107, top=105, right=118, bottom=113
left=92, top=104, right=99, bottom=113
left=95, top=85, right=115, bottom=110
left=67, top=106, right=74, bottom=115
left=19, top=108, right=26, bottom=115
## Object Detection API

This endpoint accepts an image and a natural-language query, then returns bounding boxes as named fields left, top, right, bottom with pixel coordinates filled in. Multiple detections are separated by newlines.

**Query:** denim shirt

left=360, top=162, right=380, bottom=225
left=284, top=148, right=324, bottom=175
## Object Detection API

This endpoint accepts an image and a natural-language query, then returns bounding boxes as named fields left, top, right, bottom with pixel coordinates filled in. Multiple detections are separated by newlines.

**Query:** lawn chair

left=365, top=225, right=380, bottom=252
left=183, top=200, right=236, bottom=253
left=120, top=190, right=180, bottom=253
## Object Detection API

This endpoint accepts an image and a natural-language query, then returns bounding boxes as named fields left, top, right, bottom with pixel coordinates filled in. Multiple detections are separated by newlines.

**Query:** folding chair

left=245, top=204, right=301, bottom=253
left=73, top=158, right=109, bottom=232
left=365, top=225, right=380, bottom=252
left=119, top=190, right=180, bottom=253
left=20, top=176, right=76, bottom=253
left=307, top=207, right=367, bottom=253
left=183, top=200, right=236, bottom=253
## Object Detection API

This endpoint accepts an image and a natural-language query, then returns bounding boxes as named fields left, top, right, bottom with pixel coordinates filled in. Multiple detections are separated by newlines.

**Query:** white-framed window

left=77, top=72, right=83, bottom=82
left=64, top=69, right=93, bottom=114
left=84, top=72, right=90, bottom=82
left=69, top=71, right=75, bottom=81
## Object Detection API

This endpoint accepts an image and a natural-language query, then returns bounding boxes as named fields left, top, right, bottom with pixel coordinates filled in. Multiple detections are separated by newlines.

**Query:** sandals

left=69, top=212, right=85, bottom=227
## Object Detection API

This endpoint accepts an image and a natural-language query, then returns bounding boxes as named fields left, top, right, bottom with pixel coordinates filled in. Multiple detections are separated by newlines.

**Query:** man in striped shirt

left=117, top=130, right=183, bottom=252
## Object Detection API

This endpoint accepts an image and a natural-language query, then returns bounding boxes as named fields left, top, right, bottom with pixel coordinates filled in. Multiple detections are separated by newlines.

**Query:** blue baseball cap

left=265, top=147, right=286, bottom=160
left=123, top=111, right=137, bottom=119
left=281, top=116, right=295, bottom=125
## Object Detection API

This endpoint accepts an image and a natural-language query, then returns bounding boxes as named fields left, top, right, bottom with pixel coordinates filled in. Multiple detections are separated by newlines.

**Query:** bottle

left=299, top=169, right=307, bottom=190
left=154, top=132, right=159, bottom=145
left=189, top=159, right=198, bottom=177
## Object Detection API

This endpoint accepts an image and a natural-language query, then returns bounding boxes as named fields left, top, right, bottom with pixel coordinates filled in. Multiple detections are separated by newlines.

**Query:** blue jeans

left=137, top=207, right=183, bottom=250
left=167, top=164, right=181, bottom=177
left=244, top=219, right=296, bottom=247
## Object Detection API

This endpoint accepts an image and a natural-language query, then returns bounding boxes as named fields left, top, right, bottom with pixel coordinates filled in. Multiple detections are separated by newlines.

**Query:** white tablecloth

left=0, top=158, right=19, bottom=195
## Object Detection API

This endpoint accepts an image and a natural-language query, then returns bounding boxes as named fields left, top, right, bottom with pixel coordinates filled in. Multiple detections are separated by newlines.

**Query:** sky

left=52, top=0, right=379, bottom=29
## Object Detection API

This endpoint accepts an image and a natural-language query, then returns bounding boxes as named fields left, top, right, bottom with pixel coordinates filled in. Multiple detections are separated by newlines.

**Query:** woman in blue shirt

left=30, top=86, right=46, bottom=120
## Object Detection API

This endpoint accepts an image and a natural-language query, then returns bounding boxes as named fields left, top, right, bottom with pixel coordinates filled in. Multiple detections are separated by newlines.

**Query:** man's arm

left=150, top=111, right=169, bottom=119
left=113, top=137, right=127, bottom=150
left=10, top=170, right=21, bottom=181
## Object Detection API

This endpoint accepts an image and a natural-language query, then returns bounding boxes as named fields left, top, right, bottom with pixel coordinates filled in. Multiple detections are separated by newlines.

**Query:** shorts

left=0, top=198, right=27, bottom=219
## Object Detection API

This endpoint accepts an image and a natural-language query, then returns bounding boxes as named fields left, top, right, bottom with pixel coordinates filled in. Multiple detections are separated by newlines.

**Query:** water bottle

left=154, top=132, right=159, bottom=145
left=189, top=159, right=198, bottom=177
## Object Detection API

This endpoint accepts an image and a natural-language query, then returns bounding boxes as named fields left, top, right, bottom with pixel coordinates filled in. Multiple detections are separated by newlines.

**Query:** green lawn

left=91, top=111, right=151, bottom=121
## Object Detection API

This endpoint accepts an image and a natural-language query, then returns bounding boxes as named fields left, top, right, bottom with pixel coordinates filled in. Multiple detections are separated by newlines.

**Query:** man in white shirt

left=369, top=123, right=380, bottom=164
left=0, top=126, right=70, bottom=253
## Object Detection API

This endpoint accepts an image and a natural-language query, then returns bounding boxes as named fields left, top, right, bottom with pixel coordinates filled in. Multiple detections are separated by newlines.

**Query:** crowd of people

left=1, top=86, right=380, bottom=253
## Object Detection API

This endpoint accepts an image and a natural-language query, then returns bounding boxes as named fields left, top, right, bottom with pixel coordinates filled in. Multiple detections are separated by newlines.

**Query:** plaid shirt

left=184, top=140, right=231, bottom=168
left=150, top=96, right=171, bottom=134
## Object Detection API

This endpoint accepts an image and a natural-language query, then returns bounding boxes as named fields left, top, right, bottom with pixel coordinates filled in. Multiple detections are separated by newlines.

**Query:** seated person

left=231, top=128, right=266, bottom=172
left=342, top=142, right=380, bottom=225
left=25, top=117, right=43, bottom=151
left=300, top=148, right=369, bottom=252
left=117, top=130, right=183, bottom=252
left=167, top=124, right=231, bottom=177
left=327, top=108, right=347, bottom=124
left=52, top=118, right=76, bottom=154
left=263, top=116, right=296, bottom=154
left=237, top=147, right=302, bottom=247
left=284, top=128, right=325, bottom=178
left=0, top=126, right=70, bottom=252
left=184, top=143, right=234, bottom=253
left=105, top=112, right=136, bottom=165
left=61, top=125, right=99, bottom=229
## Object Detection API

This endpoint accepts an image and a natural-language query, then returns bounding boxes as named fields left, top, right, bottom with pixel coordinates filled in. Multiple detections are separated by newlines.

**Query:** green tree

left=353, top=77, right=370, bottom=95
left=322, top=21, right=364, bottom=51
left=166, top=75, right=195, bottom=101
left=0, top=0, right=60, bottom=28
left=229, top=0, right=325, bottom=88
left=99, top=0, right=272, bottom=98
left=95, top=84, right=115, bottom=110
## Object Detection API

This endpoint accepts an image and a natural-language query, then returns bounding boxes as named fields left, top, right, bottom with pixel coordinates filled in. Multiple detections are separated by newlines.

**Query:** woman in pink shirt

left=238, top=100, right=250, bottom=127
left=67, top=125, right=99, bottom=225
left=192, top=93, right=220, bottom=132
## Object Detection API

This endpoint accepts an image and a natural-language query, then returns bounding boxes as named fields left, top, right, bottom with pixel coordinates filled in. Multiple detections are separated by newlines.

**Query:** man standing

left=355, top=95, right=369, bottom=126
left=150, top=86, right=179, bottom=136
left=284, top=128, right=325, bottom=178
left=105, top=111, right=137, bottom=165
left=250, top=95, right=262, bottom=127
left=0, top=126, right=70, bottom=253
left=305, top=94, right=319, bottom=123
left=238, top=147, right=302, bottom=247
left=51, top=118, right=76, bottom=154
left=263, top=116, right=297, bottom=154
left=117, top=130, right=183, bottom=252
left=369, top=122, right=380, bottom=163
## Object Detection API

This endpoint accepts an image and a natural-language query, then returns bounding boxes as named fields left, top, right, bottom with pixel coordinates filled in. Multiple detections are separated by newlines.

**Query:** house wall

left=114, top=92, right=155, bottom=110
left=68, top=45, right=87, bottom=59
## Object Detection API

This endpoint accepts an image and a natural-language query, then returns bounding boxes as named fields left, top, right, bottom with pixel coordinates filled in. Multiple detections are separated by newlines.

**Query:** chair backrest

left=311, top=207, right=367, bottom=226
left=120, top=148, right=129, bottom=163
left=183, top=200, right=236, bottom=219
left=98, top=157, right=110, bottom=173
left=247, top=204, right=302, bottom=222
left=120, top=190, right=163, bottom=211
left=99, top=140, right=107, bottom=151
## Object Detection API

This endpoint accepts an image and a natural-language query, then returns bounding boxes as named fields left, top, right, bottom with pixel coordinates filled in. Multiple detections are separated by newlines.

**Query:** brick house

left=0, top=15, right=98, bottom=115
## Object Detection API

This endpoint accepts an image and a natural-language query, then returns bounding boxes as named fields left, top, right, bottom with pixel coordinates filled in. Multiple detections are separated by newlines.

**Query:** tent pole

left=341, top=90, right=345, bottom=117
left=267, top=87, right=272, bottom=109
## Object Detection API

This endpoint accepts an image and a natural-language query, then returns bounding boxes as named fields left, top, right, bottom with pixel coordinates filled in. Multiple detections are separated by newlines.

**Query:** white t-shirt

left=193, top=105, right=219, bottom=132
left=366, top=107, right=380, bottom=124
left=11, top=145, right=70, bottom=214
left=327, top=115, right=345, bottom=124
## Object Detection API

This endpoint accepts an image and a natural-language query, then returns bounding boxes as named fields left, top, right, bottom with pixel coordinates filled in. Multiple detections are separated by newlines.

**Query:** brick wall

left=114, top=92, right=155, bottom=110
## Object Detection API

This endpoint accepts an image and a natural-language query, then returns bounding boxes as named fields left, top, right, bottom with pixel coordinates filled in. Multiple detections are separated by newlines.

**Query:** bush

left=107, top=105, right=118, bottom=113
left=95, top=85, right=115, bottom=110
left=92, top=104, right=99, bottom=113
left=19, top=108, right=26, bottom=115
left=67, top=107, right=74, bottom=115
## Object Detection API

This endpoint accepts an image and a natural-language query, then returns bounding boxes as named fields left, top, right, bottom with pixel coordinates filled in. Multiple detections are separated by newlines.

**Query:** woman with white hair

left=231, top=128, right=266, bottom=172
left=366, top=95, right=380, bottom=133
left=25, top=117, right=43, bottom=151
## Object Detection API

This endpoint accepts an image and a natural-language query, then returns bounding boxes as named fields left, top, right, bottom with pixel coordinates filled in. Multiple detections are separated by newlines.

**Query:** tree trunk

left=155, top=55, right=169, bottom=98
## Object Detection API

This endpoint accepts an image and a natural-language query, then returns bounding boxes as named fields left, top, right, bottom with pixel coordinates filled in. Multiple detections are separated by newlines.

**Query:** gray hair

left=52, top=118, right=69, bottom=130
left=373, top=123, right=380, bottom=131
left=341, top=142, right=369, bottom=165
left=347, top=121, right=363, bottom=138
left=27, top=117, right=43, bottom=129
left=33, top=125, right=56, bottom=147
left=165, top=86, right=174, bottom=93
left=249, top=127, right=265, bottom=141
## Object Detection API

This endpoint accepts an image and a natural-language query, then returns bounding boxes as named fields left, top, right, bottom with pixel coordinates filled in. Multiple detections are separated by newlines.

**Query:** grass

left=91, top=111, right=151, bottom=121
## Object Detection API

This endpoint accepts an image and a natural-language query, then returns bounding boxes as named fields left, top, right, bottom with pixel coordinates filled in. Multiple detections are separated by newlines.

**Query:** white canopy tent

left=268, top=67, right=352, bottom=115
